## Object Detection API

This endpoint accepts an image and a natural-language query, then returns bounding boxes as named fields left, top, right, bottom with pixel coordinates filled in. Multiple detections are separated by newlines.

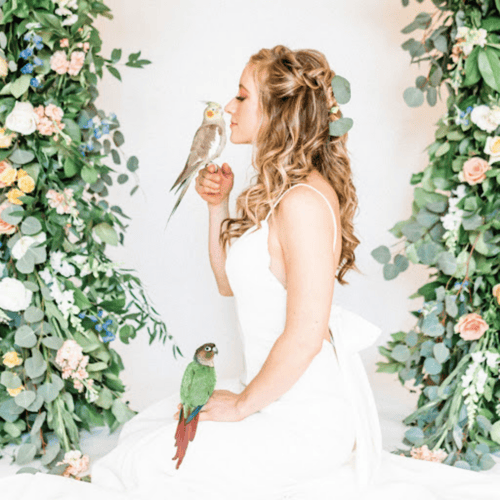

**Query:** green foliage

left=0, top=0, right=181, bottom=476
left=377, top=0, right=500, bottom=470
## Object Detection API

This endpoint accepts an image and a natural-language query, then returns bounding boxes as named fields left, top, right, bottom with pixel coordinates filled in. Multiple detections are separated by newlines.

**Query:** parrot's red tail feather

left=172, top=410, right=200, bottom=469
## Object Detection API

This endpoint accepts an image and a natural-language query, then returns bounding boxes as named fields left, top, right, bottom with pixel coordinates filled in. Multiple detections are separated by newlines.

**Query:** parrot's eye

left=205, top=346, right=211, bottom=351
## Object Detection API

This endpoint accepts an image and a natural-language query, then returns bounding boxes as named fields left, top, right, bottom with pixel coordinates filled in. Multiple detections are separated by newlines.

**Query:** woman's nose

left=224, top=99, right=235, bottom=115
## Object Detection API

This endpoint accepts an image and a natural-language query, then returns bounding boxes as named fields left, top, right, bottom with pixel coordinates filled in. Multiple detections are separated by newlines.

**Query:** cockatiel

left=172, top=342, right=218, bottom=469
left=165, top=101, right=226, bottom=228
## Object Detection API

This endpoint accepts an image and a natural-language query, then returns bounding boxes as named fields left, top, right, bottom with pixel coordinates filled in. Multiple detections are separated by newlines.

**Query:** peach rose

left=33, top=105, right=45, bottom=120
left=493, top=284, right=500, bottom=305
left=0, top=201, right=17, bottom=234
left=7, top=385, right=24, bottom=397
left=454, top=312, right=489, bottom=341
left=0, top=56, right=8, bottom=77
left=37, top=116, right=57, bottom=136
left=0, top=160, right=16, bottom=187
left=0, top=128, right=15, bottom=148
left=7, top=187, right=24, bottom=205
left=458, top=157, right=491, bottom=185
left=60, top=38, right=69, bottom=48
left=2, top=351, right=22, bottom=368
left=18, top=174, right=34, bottom=193
left=50, top=50, right=69, bottom=74
left=68, top=51, right=85, bottom=76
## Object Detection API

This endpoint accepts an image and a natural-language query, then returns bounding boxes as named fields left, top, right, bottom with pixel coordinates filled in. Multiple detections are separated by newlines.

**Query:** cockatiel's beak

left=213, top=347, right=218, bottom=355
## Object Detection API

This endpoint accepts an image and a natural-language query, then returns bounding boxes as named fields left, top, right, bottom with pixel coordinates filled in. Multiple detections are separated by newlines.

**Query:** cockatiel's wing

left=170, top=123, right=220, bottom=193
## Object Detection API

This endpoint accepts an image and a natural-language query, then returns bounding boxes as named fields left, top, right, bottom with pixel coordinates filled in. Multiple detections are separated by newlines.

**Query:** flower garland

left=0, top=0, right=181, bottom=476
left=372, top=0, right=500, bottom=471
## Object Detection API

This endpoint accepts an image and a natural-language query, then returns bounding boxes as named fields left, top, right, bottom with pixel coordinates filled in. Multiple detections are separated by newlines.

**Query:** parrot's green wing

left=180, top=362, right=216, bottom=412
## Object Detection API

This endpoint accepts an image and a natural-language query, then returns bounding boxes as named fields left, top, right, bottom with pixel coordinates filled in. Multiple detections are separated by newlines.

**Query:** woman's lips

left=230, top=122, right=237, bottom=127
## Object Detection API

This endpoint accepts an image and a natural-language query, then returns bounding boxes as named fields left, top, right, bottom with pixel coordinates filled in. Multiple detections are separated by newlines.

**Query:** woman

left=1, top=44, right=500, bottom=500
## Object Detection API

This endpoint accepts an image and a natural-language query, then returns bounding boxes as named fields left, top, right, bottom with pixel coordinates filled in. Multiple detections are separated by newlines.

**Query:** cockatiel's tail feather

left=165, top=179, right=191, bottom=228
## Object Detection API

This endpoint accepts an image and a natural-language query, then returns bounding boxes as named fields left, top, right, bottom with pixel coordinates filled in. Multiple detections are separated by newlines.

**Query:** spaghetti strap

left=265, top=183, right=338, bottom=250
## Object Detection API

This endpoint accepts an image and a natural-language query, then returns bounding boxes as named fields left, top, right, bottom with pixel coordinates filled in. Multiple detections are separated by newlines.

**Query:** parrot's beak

left=214, top=347, right=218, bottom=355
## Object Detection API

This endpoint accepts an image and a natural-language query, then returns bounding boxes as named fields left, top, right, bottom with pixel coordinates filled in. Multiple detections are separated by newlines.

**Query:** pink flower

left=60, top=38, right=69, bottom=48
left=68, top=51, right=85, bottom=76
left=0, top=201, right=17, bottom=235
left=57, top=450, right=90, bottom=478
left=45, top=104, right=64, bottom=122
left=410, top=444, right=447, bottom=463
left=46, top=188, right=76, bottom=214
left=454, top=312, right=489, bottom=341
left=459, top=157, right=491, bottom=185
left=50, top=50, right=69, bottom=75
left=37, top=117, right=57, bottom=136
left=33, top=105, right=45, bottom=120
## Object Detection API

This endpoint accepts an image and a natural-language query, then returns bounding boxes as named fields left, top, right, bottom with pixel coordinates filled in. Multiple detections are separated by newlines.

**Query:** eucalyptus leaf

left=403, top=87, right=424, bottom=107
left=405, top=426, right=424, bottom=444
left=10, top=75, right=31, bottom=99
left=20, top=216, right=42, bottom=236
left=16, top=443, right=37, bottom=465
left=478, top=48, right=500, bottom=92
left=383, top=263, right=399, bottom=280
left=1, top=371, right=22, bottom=389
left=14, top=325, right=37, bottom=348
left=371, top=245, right=391, bottom=264
left=14, top=390, right=36, bottom=409
left=331, top=75, right=351, bottom=105
left=94, top=222, right=118, bottom=246
left=25, top=349, right=47, bottom=378
left=433, top=342, right=450, bottom=363
left=329, top=118, right=353, bottom=136
left=9, top=149, right=35, bottom=164
left=392, top=345, right=411, bottom=362
left=424, top=357, right=442, bottom=375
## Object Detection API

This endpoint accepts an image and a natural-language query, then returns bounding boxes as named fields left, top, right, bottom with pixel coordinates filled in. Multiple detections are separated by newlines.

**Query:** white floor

left=1, top=370, right=500, bottom=479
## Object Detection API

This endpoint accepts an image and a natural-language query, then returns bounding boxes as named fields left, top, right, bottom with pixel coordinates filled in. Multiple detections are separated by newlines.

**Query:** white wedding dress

left=2, top=183, right=500, bottom=499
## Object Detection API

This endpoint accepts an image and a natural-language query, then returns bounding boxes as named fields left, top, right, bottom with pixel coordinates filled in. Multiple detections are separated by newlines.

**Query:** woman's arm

left=208, top=200, right=234, bottom=296
left=235, top=186, right=337, bottom=418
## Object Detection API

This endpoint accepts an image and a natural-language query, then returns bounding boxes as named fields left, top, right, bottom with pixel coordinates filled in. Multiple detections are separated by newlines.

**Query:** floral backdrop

left=373, top=0, right=500, bottom=472
left=0, top=0, right=180, bottom=479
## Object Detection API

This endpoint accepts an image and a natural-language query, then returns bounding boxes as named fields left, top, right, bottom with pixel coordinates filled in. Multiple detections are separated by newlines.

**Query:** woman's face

left=224, top=63, right=261, bottom=145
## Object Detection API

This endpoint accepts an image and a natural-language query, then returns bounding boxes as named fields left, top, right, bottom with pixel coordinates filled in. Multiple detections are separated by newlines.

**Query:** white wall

left=93, top=0, right=447, bottom=411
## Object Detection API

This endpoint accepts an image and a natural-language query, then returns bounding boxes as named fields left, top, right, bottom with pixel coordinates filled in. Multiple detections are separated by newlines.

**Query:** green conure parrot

left=165, top=101, right=226, bottom=229
left=172, top=342, right=218, bottom=469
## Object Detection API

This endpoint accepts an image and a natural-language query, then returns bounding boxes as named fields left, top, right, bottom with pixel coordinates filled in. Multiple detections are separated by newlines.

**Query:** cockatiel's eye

left=205, top=346, right=211, bottom=351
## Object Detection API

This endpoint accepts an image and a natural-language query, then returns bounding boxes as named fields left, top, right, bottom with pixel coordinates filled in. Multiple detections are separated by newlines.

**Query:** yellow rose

left=0, top=128, right=15, bottom=148
left=493, top=284, right=500, bottom=305
left=18, top=174, right=34, bottom=193
left=7, top=188, right=24, bottom=205
left=7, top=385, right=24, bottom=397
left=0, top=57, right=8, bottom=78
left=2, top=351, right=22, bottom=368
left=0, top=164, right=17, bottom=187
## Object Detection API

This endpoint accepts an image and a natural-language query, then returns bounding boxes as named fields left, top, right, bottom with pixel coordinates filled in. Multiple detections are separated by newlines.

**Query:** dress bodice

left=224, top=182, right=385, bottom=490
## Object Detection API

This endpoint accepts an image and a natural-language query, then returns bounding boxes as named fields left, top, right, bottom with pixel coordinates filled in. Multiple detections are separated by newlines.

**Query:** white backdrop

left=92, top=0, right=446, bottom=417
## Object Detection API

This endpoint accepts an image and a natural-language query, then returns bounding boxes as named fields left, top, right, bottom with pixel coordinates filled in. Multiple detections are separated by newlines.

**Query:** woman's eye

left=236, top=96, right=246, bottom=102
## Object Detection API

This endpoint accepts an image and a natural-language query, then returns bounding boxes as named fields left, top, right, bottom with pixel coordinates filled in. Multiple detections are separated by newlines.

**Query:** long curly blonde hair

left=220, top=45, right=362, bottom=285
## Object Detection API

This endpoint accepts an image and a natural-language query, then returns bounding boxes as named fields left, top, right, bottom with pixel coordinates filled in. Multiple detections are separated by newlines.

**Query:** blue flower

left=102, top=332, right=116, bottom=343
left=33, top=57, right=43, bottom=67
left=110, top=113, right=116, bottom=121
left=94, top=128, right=102, bottom=139
left=98, top=309, right=103, bottom=318
left=466, top=106, right=473, bottom=114
left=30, top=78, right=40, bottom=88
left=23, top=33, right=33, bottom=42
left=21, top=63, right=34, bottom=74
left=78, top=312, right=86, bottom=319
left=95, top=324, right=103, bottom=332
left=19, top=48, right=33, bottom=59
left=104, top=318, right=113, bottom=327
left=87, top=119, right=94, bottom=129
left=35, top=42, right=43, bottom=50
left=88, top=315, right=98, bottom=322
left=102, top=124, right=110, bottom=135
left=33, top=35, right=42, bottom=44
left=86, top=142, right=94, bottom=151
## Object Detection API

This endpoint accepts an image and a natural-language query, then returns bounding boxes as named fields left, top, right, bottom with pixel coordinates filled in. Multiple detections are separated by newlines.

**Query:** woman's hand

left=173, top=390, right=245, bottom=423
left=195, top=162, right=234, bottom=206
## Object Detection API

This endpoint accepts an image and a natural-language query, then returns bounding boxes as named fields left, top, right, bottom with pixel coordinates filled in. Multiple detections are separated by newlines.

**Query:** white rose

left=5, top=101, right=39, bottom=135
left=12, top=235, right=35, bottom=260
left=484, top=135, right=500, bottom=163
left=62, top=14, right=78, bottom=26
left=456, top=27, right=469, bottom=40
left=0, top=277, right=32, bottom=311
left=470, top=105, right=498, bottom=133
